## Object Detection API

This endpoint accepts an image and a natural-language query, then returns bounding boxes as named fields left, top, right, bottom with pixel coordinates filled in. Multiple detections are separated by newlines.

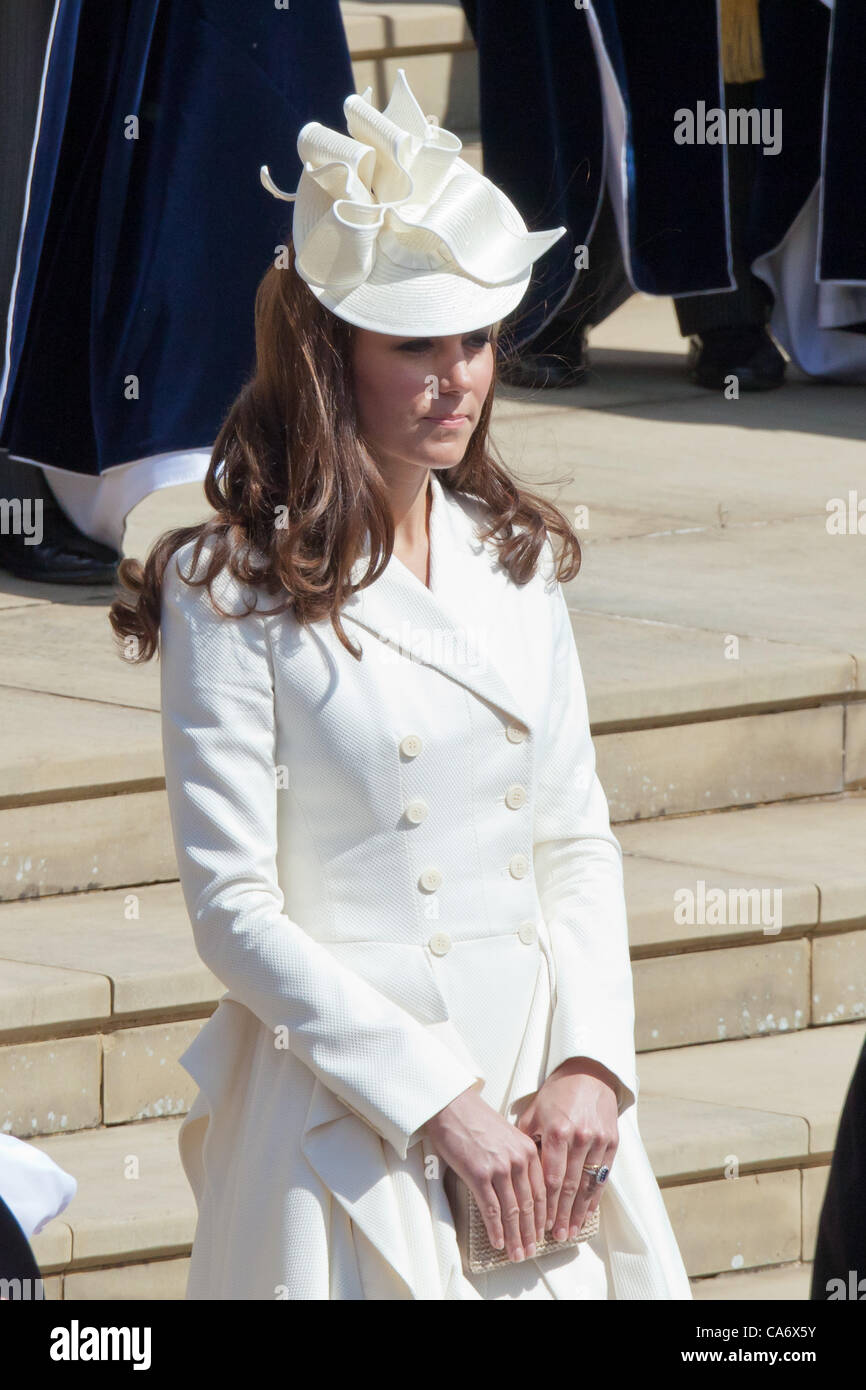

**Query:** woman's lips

left=423, top=413, right=468, bottom=427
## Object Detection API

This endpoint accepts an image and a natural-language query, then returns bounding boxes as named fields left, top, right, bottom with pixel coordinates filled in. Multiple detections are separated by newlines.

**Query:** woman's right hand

left=423, top=1084, right=547, bottom=1262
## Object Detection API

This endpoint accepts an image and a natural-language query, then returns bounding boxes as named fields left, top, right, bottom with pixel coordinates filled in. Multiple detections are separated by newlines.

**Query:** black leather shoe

left=687, top=326, right=786, bottom=391
left=0, top=488, right=120, bottom=584
left=499, top=326, right=588, bottom=389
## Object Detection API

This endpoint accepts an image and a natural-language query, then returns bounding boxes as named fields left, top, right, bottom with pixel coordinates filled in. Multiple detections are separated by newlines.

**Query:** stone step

left=0, top=601, right=860, bottom=899
left=4, top=790, right=866, bottom=1140
left=22, top=1019, right=860, bottom=1293
left=35, top=1254, right=816, bottom=1301
left=691, top=1261, right=812, bottom=1301
left=624, top=792, right=866, bottom=1049
left=340, top=2, right=478, bottom=129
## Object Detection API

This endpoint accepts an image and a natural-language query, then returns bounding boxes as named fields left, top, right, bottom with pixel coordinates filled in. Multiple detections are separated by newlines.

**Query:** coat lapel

left=341, top=470, right=529, bottom=729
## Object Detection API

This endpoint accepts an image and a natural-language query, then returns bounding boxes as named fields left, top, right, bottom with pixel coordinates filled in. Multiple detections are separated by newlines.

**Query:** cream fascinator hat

left=260, top=69, right=566, bottom=336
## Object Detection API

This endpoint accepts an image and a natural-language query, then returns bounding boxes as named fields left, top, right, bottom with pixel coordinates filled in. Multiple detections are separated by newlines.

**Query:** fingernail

left=554, top=1225, right=567, bottom=1241
left=526, top=1242, right=537, bottom=1258
left=510, top=1247, right=524, bottom=1262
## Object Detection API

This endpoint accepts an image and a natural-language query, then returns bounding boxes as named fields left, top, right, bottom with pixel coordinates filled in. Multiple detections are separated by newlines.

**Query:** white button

left=518, top=921, right=537, bottom=945
left=420, top=867, right=442, bottom=892
left=509, top=853, right=529, bottom=879
left=506, top=723, right=527, bottom=743
left=400, top=734, right=423, bottom=757
left=406, top=799, right=429, bottom=824
left=505, top=784, right=527, bottom=809
left=428, top=931, right=451, bottom=956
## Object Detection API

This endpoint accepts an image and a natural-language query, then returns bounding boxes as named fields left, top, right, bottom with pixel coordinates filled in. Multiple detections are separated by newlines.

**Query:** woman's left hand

left=515, top=1056, right=620, bottom=1242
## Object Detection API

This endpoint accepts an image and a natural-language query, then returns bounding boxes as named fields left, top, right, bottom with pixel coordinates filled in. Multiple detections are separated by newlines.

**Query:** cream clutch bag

left=443, top=1163, right=600, bottom=1274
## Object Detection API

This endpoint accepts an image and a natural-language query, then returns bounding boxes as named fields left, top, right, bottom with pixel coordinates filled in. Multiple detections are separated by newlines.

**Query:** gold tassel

left=720, top=0, right=764, bottom=83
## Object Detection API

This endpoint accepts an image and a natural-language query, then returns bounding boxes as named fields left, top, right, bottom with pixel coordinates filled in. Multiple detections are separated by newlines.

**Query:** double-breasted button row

left=509, top=853, right=530, bottom=879
left=427, top=923, right=537, bottom=955
left=401, top=735, right=428, bottom=826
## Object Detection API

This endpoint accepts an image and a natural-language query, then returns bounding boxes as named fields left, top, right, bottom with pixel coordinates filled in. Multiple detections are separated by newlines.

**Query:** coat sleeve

left=159, top=549, right=483, bottom=1161
left=532, top=557, right=638, bottom=1116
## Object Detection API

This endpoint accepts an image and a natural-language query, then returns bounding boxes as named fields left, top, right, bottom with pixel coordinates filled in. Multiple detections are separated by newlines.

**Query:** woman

left=110, top=71, right=691, bottom=1300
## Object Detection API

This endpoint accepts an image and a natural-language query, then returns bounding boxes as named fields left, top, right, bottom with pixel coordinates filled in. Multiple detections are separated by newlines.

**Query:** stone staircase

left=3, top=6, right=866, bottom=1301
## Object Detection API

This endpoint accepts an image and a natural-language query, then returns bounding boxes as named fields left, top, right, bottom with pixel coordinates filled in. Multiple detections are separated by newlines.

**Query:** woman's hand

left=515, top=1056, right=620, bottom=1242
left=423, top=1085, right=547, bottom=1262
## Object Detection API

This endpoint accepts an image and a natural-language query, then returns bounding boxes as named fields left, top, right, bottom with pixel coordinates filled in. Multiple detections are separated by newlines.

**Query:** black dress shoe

left=687, top=325, right=786, bottom=391
left=498, top=326, right=588, bottom=389
left=0, top=487, right=120, bottom=584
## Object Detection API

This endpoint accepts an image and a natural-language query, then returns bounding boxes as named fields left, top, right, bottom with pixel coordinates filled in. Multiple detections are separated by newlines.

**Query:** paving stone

left=0, top=959, right=108, bottom=1038
left=634, top=939, right=809, bottom=1050
left=63, top=1256, right=190, bottom=1301
left=502, top=394, right=866, bottom=534
left=639, top=1020, right=866, bottom=1154
left=598, top=705, right=843, bottom=822
left=0, top=688, right=161, bottom=801
left=0, top=1036, right=100, bottom=1138
left=618, top=794, right=866, bottom=929
left=573, top=611, right=853, bottom=728
left=0, top=603, right=160, bottom=708
left=639, top=1095, right=808, bottom=1182
left=342, top=3, right=477, bottom=127
left=663, top=1170, right=801, bottom=1278
left=562, top=518, right=866, bottom=683
left=0, top=789, right=178, bottom=901
left=103, top=1020, right=205, bottom=1124
left=0, top=589, right=52, bottom=612
left=624, top=853, right=815, bottom=953
left=21, top=1116, right=194, bottom=1267
left=812, top=931, right=866, bottom=1025
left=845, top=701, right=866, bottom=785
left=691, top=1261, right=811, bottom=1301
left=0, top=881, right=218, bottom=1021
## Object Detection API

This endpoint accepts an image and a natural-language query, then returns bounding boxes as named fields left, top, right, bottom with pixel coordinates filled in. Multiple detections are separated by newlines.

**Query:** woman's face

left=351, top=326, right=495, bottom=476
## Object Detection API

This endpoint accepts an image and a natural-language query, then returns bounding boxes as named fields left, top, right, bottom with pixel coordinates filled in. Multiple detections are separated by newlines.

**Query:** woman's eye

left=395, top=334, right=491, bottom=353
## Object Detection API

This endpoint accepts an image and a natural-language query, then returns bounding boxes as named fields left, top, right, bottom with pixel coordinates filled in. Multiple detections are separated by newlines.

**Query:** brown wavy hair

left=108, top=242, right=582, bottom=664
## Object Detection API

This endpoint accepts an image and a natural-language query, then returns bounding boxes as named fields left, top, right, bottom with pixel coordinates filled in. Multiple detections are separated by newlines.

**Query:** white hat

left=260, top=69, right=566, bottom=336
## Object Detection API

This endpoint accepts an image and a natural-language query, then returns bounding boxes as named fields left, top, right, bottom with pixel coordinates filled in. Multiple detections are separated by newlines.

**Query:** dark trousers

left=674, top=81, right=773, bottom=336
left=509, top=184, right=630, bottom=354
left=810, top=1036, right=866, bottom=1299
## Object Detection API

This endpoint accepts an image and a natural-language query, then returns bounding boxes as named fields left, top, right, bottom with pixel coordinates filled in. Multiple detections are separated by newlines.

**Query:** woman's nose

left=438, top=357, right=473, bottom=392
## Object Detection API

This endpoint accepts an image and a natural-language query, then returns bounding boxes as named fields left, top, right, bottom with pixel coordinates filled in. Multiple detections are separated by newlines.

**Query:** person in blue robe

left=463, top=1, right=865, bottom=391
left=0, top=0, right=354, bottom=582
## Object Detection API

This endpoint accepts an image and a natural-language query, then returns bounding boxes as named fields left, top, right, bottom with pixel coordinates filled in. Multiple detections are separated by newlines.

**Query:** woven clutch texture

left=444, top=1166, right=600, bottom=1274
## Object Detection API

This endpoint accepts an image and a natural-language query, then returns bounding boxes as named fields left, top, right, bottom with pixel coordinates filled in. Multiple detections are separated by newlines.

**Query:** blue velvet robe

left=0, top=0, right=354, bottom=477
left=466, top=0, right=859, bottom=347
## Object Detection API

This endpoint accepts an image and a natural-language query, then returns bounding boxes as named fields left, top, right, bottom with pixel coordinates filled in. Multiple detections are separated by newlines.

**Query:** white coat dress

left=160, top=467, right=692, bottom=1300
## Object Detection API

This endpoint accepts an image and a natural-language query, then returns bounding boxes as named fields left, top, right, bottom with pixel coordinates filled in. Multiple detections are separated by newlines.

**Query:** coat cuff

left=377, top=1070, right=483, bottom=1162
left=544, top=1031, right=638, bottom=1118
